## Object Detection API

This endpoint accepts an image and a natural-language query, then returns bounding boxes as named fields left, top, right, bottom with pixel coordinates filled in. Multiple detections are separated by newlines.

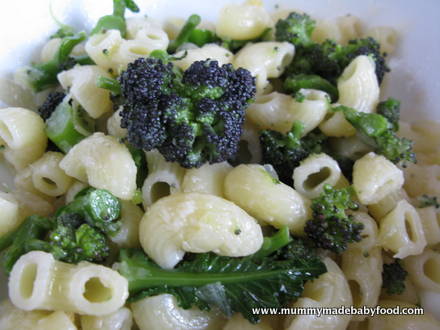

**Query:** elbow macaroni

left=173, top=44, right=233, bottom=71
left=81, top=307, right=133, bottom=330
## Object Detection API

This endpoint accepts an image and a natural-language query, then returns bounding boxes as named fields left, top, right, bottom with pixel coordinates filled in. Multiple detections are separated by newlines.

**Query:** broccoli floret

left=382, top=259, right=408, bottom=295
left=304, top=184, right=363, bottom=253
left=260, top=121, right=326, bottom=185
left=333, top=105, right=416, bottom=164
left=275, top=12, right=315, bottom=47
left=283, top=74, right=338, bottom=102
left=119, top=57, right=255, bottom=168
left=38, top=92, right=66, bottom=121
left=377, top=98, right=400, bottom=131
left=418, top=195, right=440, bottom=208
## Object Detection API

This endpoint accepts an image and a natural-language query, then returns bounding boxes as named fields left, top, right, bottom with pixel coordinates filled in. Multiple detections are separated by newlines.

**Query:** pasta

left=109, top=201, right=143, bottom=248
left=368, top=188, right=408, bottom=220
left=139, top=192, right=263, bottom=269
left=364, top=26, right=398, bottom=55
left=81, top=307, right=133, bottom=330
left=0, top=191, right=20, bottom=237
left=353, top=152, right=404, bottom=205
left=173, top=44, right=233, bottom=70
left=106, top=108, right=127, bottom=139
left=312, top=15, right=363, bottom=45
left=404, top=163, right=440, bottom=197
left=224, top=164, right=311, bottom=234
left=417, top=206, right=440, bottom=246
left=9, top=251, right=128, bottom=315
left=60, top=133, right=137, bottom=200
left=348, top=212, right=378, bottom=253
left=293, top=153, right=347, bottom=198
left=131, top=294, right=225, bottom=330
left=404, top=249, right=440, bottom=292
left=142, top=149, right=185, bottom=207
left=223, top=314, right=272, bottom=330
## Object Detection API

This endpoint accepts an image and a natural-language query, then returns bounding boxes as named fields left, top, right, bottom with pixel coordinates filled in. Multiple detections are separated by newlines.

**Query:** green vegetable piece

left=418, top=195, right=440, bottom=208
left=56, top=188, right=121, bottom=235
left=27, top=32, right=86, bottom=91
left=284, top=74, right=338, bottom=102
left=382, top=259, right=408, bottom=295
left=168, top=14, right=202, bottom=53
left=275, top=12, right=316, bottom=47
left=377, top=97, right=401, bottom=131
left=188, top=29, right=218, bottom=47
left=96, top=76, right=121, bottom=95
left=127, top=144, right=148, bottom=187
left=46, top=99, right=95, bottom=153
left=252, top=226, right=292, bottom=259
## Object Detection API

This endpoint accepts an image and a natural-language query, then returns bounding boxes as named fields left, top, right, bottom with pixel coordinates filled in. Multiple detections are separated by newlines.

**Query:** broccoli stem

left=188, top=29, right=217, bottom=47
left=168, top=14, right=201, bottom=53
left=45, top=101, right=94, bottom=153
left=28, top=32, right=86, bottom=92
left=96, top=76, right=121, bottom=95
left=253, top=226, right=292, bottom=259
left=284, top=74, right=338, bottom=102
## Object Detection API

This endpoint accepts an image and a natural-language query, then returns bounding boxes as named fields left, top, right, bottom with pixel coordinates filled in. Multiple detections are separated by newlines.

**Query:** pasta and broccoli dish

left=0, top=0, right=439, bottom=329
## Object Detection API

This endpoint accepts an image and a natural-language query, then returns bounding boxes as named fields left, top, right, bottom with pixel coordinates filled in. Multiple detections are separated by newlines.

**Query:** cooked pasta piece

left=319, top=111, right=356, bottom=137
left=233, top=41, right=294, bottom=92
left=223, top=313, right=272, bottom=330
left=65, top=181, right=89, bottom=204
left=60, top=133, right=137, bottom=200
left=224, top=164, right=311, bottom=234
left=142, top=149, right=185, bottom=207
left=353, top=152, right=404, bottom=205
left=81, top=307, right=132, bottom=330
left=378, top=200, right=426, bottom=258
left=40, top=38, right=63, bottom=63
left=312, top=15, right=363, bottom=45
left=125, top=17, right=169, bottom=50
left=57, top=65, right=113, bottom=119
left=293, top=153, right=347, bottom=198
left=342, top=247, right=382, bottom=321
left=9, top=251, right=128, bottom=315
left=109, top=201, right=143, bottom=248
left=284, top=258, right=352, bottom=330
left=404, top=163, right=440, bottom=197
left=364, top=26, right=398, bottom=55
left=0, top=107, right=47, bottom=170
left=139, top=192, right=263, bottom=269
left=329, top=136, right=371, bottom=161
left=216, top=0, right=272, bottom=41
left=235, top=119, right=263, bottom=164
left=30, top=152, right=73, bottom=197
left=36, top=311, right=77, bottom=330
left=131, top=294, right=225, bottom=330
left=106, top=108, right=127, bottom=139
left=246, top=90, right=329, bottom=134
left=404, top=249, right=440, bottom=293
left=85, top=30, right=124, bottom=73
left=417, top=206, right=440, bottom=246
left=0, top=299, right=52, bottom=330
left=13, top=189, right=54, bottom=218
left=368, top=189, right=408, bottom=220
left=173, top=44, right=233, bottom=71
left=0, top=191, right=20, bottom=237
left=348, top=212, right=378, bottom=253
left=182, top=162, right=232, bottom=197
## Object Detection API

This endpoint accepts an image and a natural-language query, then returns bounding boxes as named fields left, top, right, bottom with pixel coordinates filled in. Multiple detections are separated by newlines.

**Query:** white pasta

left=293, top=153, right=347, bottom=198
left=368, top=188, right=408, bottom=221
left=65, top=181, right=88, bottom=204
left=109, top=201, right=143, bottom=248
left=319, top=111, right=356, bottom=137
left=36, top=311, right=77, bottom=330
left=142, top=149, right=185, bottom=207
left=85, top=30, right=124, bottom=72
left=131, top=294, right=225, bottom=330
left=235, top=119, right=263, bottom=163
left=312, top=15, right=363, bottom=45
left=0, top=192, right=20, bottom=237
left=0, top=107, right=47, bottom=170
left=353, top=152, right=404, bottom=205
left=224, top=164, right=311, bottom=234
left=106, top=107, right=127, bottom=139
left=348, top=212, right=378, bottom=253
left=12, top=189, right=54, bottom=218
left=284, top=258, right=352, bottom=330
left=342, top=247, right=382, bottom=321
left=9, top=251, right=128, bottom=316
left=173, top=44, right=233, bottom=70
left=329, top=136, right=371, bottom=161
left=223, top=313, right=272, bottom=330
left=404, top=163, right=440, bottom=197
left=233, top=41, right=294, bottom=92
left=57, top=65, right=113, bottom=119
left=40, top=38, right=63, bottom=63
left=404, top=249, right=440, bottom=293
left=139, top=192, right=263, bottom=269
left=246, top=90, right=329, bottom=134
left=364, top=26, right=398, bottom=55
left=417, top=207, right=440, bottom=246
left=378, top=200, right=426, bottom=258
left=60, top=133, right=137, bottom=200
left=30, top=152, right=73, bottom=197
left=182, top=162, right=232, bottom=197
left=126, top=17, right=169, bottom=50
left=81, top=307, right=133, bottom=330
left=216, top=0, right=272, bottom=41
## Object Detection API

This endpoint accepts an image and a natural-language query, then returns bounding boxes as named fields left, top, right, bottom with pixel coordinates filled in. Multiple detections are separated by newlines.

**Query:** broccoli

left=418, top=195, right=440, bottom=208
left=221, top=28, right=272, bottom=53
left=283, top=74, right=338, bottom=102
left=377, top=97, right=401, bottom=131
left=260, top=121, right=326, bottom=185
left=90, top=0, right=139, bottom=38
left=333, top=105, right=416, bottom=164
left=26, top=32, right=86, bottom=92
left=275, top=12, right=315, bottom=47
left=382, top=259, right=408, bottom=295
left=304, top=184, right=363, bottom=253
left=38, top=91, right=66, bottom=121
left=118, top=57, right=256, bottom=168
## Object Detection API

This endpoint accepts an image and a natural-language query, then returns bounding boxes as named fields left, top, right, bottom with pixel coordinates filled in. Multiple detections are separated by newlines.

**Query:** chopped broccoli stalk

left=38, top=91, right=66, bottom=121
left=377, top=98, right=401, bottom=131
left=304, top=184, right=363, bottom=253
left=56, top=188, right=122, bottom=235
left=26, top=32, right=86, bottom=92
left=188, top=28, right=218, bottom=47
left=45, top=99, right=95, bottom=153
left=275, top=12, right=315, bottom=47
left=96, top=76, right=121, bottom=95
left=168, top=14, right=202, bottom=53
left=418, top=195, right=440, bottom=208
left=260, top=121, right=326, bottom=185
left=90, top=0, right=140, bottom=37
left=50, top=24, right=75, bottom=39
left=117, top=230, right=326, bottom=323
left=284, top=74, right=338, bottom=102
left=118, top=57, right=255, bottom=168
left=382, top=259, right=408, bottom=295
left=221, top=28, right=271, bottom=52
left=333, top=105, right=416, bottom=164
left=252, top=226, right=292, bottom=259
left=127, top=144, right=148, bottom=187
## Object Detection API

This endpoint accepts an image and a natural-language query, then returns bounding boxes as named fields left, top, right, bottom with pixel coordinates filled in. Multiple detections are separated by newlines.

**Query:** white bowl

left=0, top=0, right=439, bottom=320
